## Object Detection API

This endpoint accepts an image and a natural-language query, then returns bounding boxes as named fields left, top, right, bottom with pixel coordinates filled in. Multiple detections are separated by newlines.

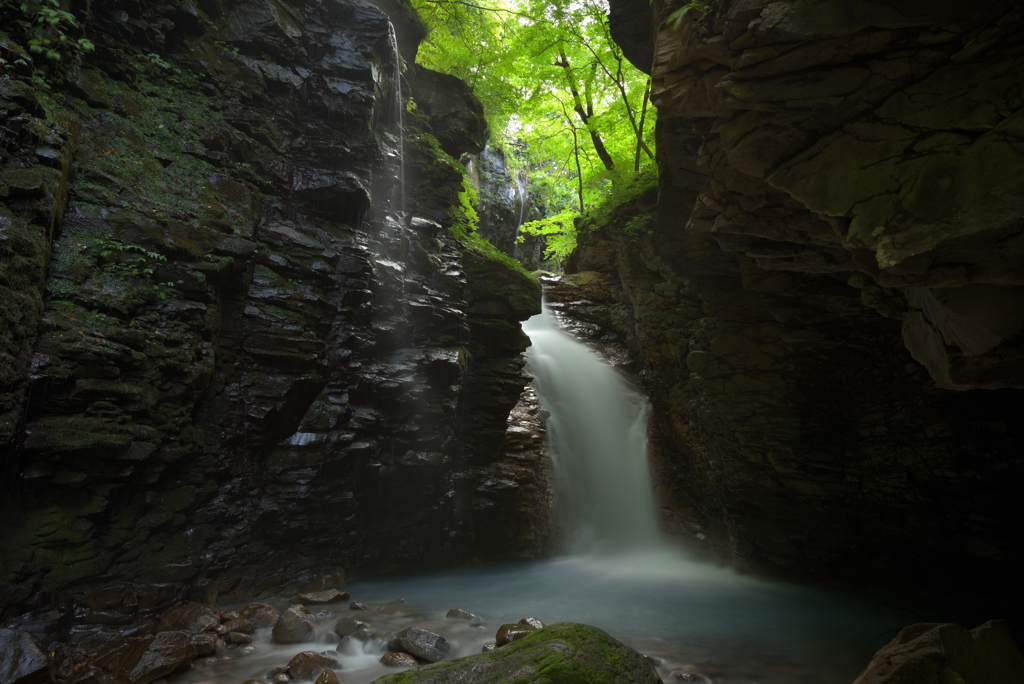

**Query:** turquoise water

left=343, top=549, right=932, bottom=683
left=176, top=304, right=956, bottom=684
left=178, top=550, right=939, bottom=684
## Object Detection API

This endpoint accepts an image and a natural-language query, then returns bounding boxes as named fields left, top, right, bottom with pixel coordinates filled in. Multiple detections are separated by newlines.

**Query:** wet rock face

left=566, top=0, right=1024, bottom=595
left=648, top=0, right=1024, bottom=390
left=469, top=146, right=546, bottom=270
left=408, top=66, right=488, bottom=158
left=566, top=189, right=1024, bottom=595
left=0, top=0, right=547, bottom=622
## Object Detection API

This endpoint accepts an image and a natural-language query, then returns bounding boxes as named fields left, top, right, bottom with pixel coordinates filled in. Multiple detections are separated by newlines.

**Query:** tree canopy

left=410, top=0, right=655, bottom=261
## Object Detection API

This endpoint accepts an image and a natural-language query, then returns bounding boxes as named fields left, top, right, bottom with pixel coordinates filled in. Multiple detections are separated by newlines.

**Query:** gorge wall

left=586, top=0, right=1024, bottom=597
left=0, top=0, right=548, bottom=630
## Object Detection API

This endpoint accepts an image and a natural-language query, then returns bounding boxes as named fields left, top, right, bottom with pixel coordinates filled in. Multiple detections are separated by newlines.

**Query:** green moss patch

left=371, top=623, right=660, bottom=684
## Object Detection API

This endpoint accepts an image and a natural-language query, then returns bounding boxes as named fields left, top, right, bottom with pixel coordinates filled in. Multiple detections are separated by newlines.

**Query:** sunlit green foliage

left=412, top=0, right=655, bottom=263
left=517, top=211, right=578, bottom=261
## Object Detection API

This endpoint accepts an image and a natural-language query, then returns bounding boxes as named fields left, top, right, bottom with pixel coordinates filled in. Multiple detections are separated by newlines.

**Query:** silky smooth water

left=181, top=554, right=938, bottom=684
left=523, top=304, right=660, bottom=552
left=512, top=176, right=527, bottom=261
left=176, top=305, right=954, bottom=684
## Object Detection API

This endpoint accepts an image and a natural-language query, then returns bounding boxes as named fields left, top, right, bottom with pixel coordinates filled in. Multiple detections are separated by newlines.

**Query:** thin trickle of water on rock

left=523, top=303, right=661, bottom=553
left=389, top=22, right=406, bottom=221
left=512, top=175, right=527, bottom=261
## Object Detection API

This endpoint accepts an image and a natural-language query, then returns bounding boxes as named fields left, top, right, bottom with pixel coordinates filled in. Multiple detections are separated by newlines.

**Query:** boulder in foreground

left=854, top=620, right=1024, bottom=684
left=387, top=628, right=450, bottom=663
left=274, top=605, right=315, bottom=644
left=0, top=629, right=49, bottom=684
left=370, top=623, right=659, bottom=684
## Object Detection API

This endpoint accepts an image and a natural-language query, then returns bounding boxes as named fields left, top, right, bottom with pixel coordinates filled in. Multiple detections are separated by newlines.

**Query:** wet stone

left=0, top=628, right=49, bottom=684
left=223, top=619, right=255, bottom=634
left=274, top=674, right=291, bottom=684
left=298, top=590, right=350, bottom=604
left=240, top=646, right=257, bottom=656
left=229, top=633, right=252, bottom=645
left=481, top=643, right=497, bottom=652
left=334, top=618, right=368, bottom=639
left=349, top=602, right=369, bottom=611
left=287, top=651, right=341, bottom=680
left=240, top=603, right=280, bottom=628
left=191, top=634, right=217, bottom=656
left=387, top=627, right=450, bottom=664
left=273, top=606, right=314, bottom=644
left=156, top=604, right=220, bottom=634
left=495, top=623, right=536, bottom=646
left=445, top=609, right=481, bottom=623
left=78, top=631, right=126, bottom=658
left=518, top=618, right=546, bottom=630
left=221, top=612, right=240, bottom=623
left=124, top=631, right=199, bottom=684
left=314, top=671, right=340, bottom=684
left=380, top=653, right=419, bottom=668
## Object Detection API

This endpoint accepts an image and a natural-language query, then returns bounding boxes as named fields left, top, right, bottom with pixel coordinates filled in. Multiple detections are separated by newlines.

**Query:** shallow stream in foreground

left=176, top=549, right=950, bottom=684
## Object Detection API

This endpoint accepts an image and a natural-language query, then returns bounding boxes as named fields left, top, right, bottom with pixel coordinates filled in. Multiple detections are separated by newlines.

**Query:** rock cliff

left=586, top=0, right=1024, bottom=597
left=0, top=0, right=543, bottom=626
left=468, top=145, right=546, bottom=271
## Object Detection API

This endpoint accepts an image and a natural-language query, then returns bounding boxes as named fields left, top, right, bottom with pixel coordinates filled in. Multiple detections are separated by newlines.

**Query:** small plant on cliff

left=661, top=1, right=711, bottom=30
left=95, top=238, right=182, bottom=299
left=0, top=0, right=94, bottom=61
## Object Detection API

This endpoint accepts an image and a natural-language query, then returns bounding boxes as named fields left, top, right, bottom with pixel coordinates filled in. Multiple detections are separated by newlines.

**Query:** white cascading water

left=176, top=302, right=951, bottom=684
left=511, top=176, right=527, bottom=260
left=523, top=304, right=661, bottom=552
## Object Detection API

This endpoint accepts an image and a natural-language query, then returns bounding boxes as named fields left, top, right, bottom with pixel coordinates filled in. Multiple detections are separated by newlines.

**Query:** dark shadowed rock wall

left=0, top=0, right=544, bottom=629
left=593, top=0, right=1024, bottom=598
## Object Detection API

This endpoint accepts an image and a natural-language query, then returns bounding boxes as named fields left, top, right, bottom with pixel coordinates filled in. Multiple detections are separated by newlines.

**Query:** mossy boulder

left=409, top=66, right=488, bottom=158
left=368, top=623, right=659, bottom=684
left=463, top=247, right=541, bottom=320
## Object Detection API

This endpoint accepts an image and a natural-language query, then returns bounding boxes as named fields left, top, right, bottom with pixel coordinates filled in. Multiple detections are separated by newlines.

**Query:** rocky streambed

left=5, top=553, right=1024, bottom=684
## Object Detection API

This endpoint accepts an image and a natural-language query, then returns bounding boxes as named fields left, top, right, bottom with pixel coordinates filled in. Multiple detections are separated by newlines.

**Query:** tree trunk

left=558, top=51, right=616, bottom=172
left=635, top=81, right=650, bottom=173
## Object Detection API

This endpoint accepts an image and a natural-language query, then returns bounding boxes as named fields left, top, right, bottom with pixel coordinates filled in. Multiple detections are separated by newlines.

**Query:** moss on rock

left=369, top=623, right=659, bottom=684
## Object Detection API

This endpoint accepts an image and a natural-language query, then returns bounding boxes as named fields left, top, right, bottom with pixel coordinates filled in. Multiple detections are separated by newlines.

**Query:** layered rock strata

left=566, top=171, right=1024, bottom=597
left=467, top=145, right=546, bottom=271
left=0, top=0, right=543, bottom=629
left=588, top=0, right=1024, bottom=595
left=647, top=0, right=1024, bottom=391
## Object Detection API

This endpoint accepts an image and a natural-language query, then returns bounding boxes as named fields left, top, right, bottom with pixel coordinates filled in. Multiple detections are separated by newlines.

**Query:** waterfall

left=390, top=22, right=405, bottom=220
left=512, top=175, right=526, bottom=260
left=523, top=304, right=662, bottom=553
left=369, top=22, right=405, bottom=229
